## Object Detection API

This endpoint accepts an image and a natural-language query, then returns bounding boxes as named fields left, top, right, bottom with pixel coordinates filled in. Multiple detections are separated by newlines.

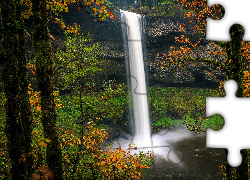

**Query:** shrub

left=0, top=86, right=153, bottom=179
left=59, top=120, right=153, bottom=179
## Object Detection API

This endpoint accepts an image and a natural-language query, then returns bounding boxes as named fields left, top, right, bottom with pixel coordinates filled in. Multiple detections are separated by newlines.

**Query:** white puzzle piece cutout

left=206, top=79, right=250, bottom=167
left=206, top=0, right=250, bottom=41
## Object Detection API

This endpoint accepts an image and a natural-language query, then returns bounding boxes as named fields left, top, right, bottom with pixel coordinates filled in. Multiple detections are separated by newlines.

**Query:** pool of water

left=105, top=124, right=226, bottom=180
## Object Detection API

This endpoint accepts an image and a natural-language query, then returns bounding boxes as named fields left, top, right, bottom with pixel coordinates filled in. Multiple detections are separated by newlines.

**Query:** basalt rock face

left=46, top=4, right=226, bottom=91
left=0, top=5, right=226, bottom=93
left=88, top=11, right=226, bottom=89
left=145, top=16, right=226, bottom=89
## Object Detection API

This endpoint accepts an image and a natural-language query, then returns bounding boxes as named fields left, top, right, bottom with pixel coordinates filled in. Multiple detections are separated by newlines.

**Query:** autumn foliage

left=60, top=120, right=153, bottom=179
left=19, top=0, right=115, bottom=35
left=0, top=86, right=153, bottom=179
left=162, top=0, right=250, bottom=98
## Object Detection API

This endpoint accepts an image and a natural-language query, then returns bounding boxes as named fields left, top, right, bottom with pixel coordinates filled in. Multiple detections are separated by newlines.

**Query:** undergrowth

left=0, top=86, right=225, bottom=179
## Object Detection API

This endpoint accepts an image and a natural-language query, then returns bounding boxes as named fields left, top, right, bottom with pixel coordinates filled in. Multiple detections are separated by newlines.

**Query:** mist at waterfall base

left=102, top=10, right=203, bottom=165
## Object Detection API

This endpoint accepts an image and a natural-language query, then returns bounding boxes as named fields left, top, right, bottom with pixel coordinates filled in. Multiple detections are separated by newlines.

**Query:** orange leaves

left=49, top=34, right=56, bottom=41
left=186, top=11, right=194, bottom=18
left=98, top=145, right=152, bottom=179
left=47, top=0, right=70, bottom=15
left=28, top=84, right=42, bottom=112
left=175, top=35, right=190, bottom=44
left=241, top=42, right=250, bottom=63
left=27, top=63, right=35, bottom=69
left=178, top=0, right=222, bottom=34
left=31, top=165, right=54, bottom=180
left=54, top=17, right=60, bottom=24
left=21, top=0, right=32, bottom=19
left=178, top=23, right=186, bottom=32
left=28, top=84, right=62, bottom=112
left=66, top=23, right=79, bottom=34
left=92, top=7, right=97, bottom=15
left=82, top=0, right=115, bottom=21
left=243, top=71, right=250, bottom=97
left=60, top=120, right=153, bottom=179
left=167, top=43, right=192, bottom=64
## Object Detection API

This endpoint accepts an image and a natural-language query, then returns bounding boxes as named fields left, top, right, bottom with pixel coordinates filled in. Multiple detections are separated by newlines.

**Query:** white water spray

left=120, top=10, right=151, bottom=148
left=117, top=11, right=203, bottom=165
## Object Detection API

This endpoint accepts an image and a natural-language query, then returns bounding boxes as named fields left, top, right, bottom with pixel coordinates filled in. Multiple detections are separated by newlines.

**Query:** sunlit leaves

left=38, top=138, right=52, bottom=148
left=65, top=120, right=153, bottom=179
left=55, top=27, right=105, bottom=92
left=28, top=84, right=62, bottom=112
left=1, top=86, right=149, bottom=179
left=66, top=23, right=79, bottom=34
left=243, top=71, right=250, bottom=97
left=177, top=0, right=223, bottom=35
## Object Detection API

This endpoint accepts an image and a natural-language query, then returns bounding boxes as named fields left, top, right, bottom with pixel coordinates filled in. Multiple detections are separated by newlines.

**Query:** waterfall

left=121, top=10, right=152, bottom=148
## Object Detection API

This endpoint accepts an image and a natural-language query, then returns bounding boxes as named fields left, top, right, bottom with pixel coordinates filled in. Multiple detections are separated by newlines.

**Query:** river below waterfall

left=141, top=136, right=226, bottom=180
left=105, top=124, right=226, bottom=180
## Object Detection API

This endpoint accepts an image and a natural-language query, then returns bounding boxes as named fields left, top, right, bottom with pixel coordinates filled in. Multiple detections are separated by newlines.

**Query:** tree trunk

left=226, top=24, right=248, bottom=179
left=1, top=1, right=27, bottom=179
left=32, top=0, right=63, bottom=179
left=227, top=24, right=244, bottom=97
left=16, top=1, right=34, bottom=178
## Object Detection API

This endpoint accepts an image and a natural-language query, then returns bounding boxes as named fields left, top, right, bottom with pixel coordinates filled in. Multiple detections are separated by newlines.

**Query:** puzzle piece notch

left=206, top=79, right=250, bottom=167
left=206, top=0, right=249, bottom=41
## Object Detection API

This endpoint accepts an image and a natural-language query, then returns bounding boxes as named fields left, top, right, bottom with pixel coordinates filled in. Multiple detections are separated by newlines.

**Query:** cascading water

left=117, top=10, right=202, bottom=167
left=120, top=10, right=151, bottom=148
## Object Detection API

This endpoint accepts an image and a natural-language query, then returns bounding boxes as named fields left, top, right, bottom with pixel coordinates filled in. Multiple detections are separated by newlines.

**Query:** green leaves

left=54, top=27, right=105, bottom=92
left=149, top=87, right=225, bottom=132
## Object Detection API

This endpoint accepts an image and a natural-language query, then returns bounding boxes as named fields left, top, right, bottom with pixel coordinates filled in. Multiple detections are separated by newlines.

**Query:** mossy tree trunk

left=226, top=24, right=244, bottom=97
left=225, top=24, right=248, bottom=179
left=32, top=0, right=63, bottom=179
left=16, top=0, right=34, bottom=178
left=1, top=1, right=28, bottom=179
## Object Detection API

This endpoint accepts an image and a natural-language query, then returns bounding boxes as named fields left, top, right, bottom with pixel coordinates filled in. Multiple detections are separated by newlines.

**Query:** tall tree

left=1, top=0, right=115, bottom=178
left=32, top=0, right=63, bottom=179
left=16, top=0, right=34, bottom=178
left=1, top=1, right=28, bottom=179
left=227, top=24, right=248, bottom=180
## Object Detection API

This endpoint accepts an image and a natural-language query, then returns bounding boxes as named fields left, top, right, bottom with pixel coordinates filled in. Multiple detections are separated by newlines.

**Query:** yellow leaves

left=44, top=138, right=52, bottom=143
left=38, top=138, right=52, bottom=148
left=38, top=141, right=47, bottom=148
left=19, top=154, right=26, bottom=163
left=36, top=106, right=41, bottom=111
left=243, top=71, right=250, bottom=97
left=61, top=22, right=66, bottom=29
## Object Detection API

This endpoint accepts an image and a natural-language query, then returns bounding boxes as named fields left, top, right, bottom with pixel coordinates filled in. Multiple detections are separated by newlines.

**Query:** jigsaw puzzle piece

left=206, top=79, right=250, bottom=167
left=206, top=0, right=250, bottom=41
